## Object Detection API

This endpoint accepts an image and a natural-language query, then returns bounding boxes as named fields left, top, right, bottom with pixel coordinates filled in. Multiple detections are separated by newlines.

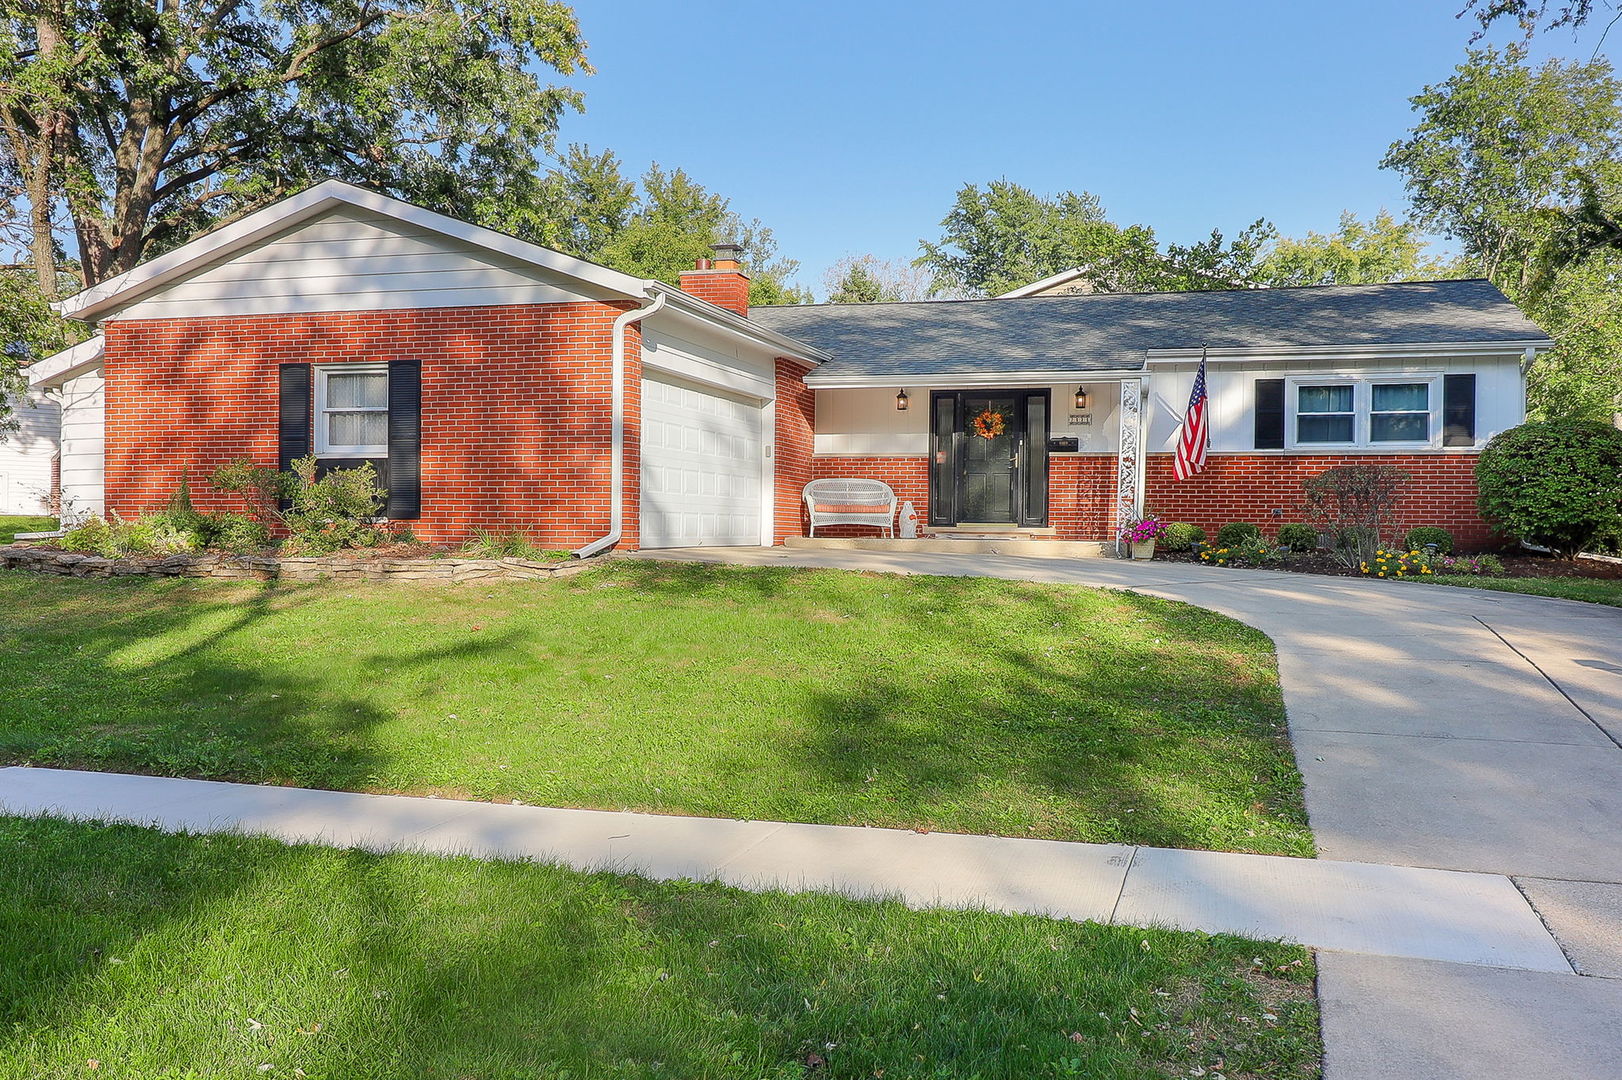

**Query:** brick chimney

left=678, top=242, right=750, bottom=316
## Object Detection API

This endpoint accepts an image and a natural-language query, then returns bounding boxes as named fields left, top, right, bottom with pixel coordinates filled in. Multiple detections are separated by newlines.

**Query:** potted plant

left=1120, top=514, right=1166, bottom=560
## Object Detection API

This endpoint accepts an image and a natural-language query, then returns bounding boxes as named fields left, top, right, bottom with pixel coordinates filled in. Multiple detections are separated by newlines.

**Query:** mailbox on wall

left=1047, top=436, right=1080, bottom=453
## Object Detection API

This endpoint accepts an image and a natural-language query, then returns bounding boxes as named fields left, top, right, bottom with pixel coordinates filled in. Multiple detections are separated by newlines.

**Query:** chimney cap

left=711, top=242, right=744, bottom=259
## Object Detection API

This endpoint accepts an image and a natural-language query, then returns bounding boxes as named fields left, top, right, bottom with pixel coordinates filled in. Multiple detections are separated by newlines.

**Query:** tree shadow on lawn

left=623, top=564, right=1307, bottom=854
left=0, top=816, right=1318, bottom=1079
left=0, top=575, right=522, bottom=792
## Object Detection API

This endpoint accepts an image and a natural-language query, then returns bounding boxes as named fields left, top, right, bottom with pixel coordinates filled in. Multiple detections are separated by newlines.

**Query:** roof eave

left=25, top=335, right=104, bottom=388
left=649, top=285, right=828, bottom=365
left=1143, top=339, right=1556, bottom=362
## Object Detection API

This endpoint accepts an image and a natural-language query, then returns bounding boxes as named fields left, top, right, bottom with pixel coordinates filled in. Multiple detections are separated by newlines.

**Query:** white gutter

left=573, top=289, right=668, bottom=559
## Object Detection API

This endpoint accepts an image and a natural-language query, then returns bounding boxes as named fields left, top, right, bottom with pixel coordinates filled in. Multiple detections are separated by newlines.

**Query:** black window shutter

left=386, top=358, right=421, bottom=520
left=1443, top=373, right=1477, bottom=446
left=1254, top=378, right=1285, bottom=449
left=278, top=363, right=312, bottom=471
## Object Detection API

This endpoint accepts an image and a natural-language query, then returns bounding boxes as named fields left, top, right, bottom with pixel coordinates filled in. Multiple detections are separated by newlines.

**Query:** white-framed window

left=315, top=364, right=389, bottom=457
left=1295, top=383, right=1356, bottom=444
left=1369, top=381, right=1431, bottom=443
left=1285, top=374, right=1440, bottom=450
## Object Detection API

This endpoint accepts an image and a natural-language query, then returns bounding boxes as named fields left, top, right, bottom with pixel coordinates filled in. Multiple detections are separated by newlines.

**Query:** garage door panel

left=639, top=373, right=764, bottom=548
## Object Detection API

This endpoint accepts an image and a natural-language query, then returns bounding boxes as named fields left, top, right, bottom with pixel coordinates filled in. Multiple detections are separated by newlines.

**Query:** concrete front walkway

left=0, top=766, right=1571, bottom=972
left=639, top=547, right=1622, bottom=1079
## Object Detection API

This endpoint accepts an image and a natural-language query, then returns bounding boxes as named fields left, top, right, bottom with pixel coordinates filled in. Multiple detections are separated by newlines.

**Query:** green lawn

left=0, top=514, right=55, bottom=544
left=0, top=815, right=1322, bottom=1080
left=1417, top=573, right=1622, bottom=608
left=0, top=561, right=1311, bottom=855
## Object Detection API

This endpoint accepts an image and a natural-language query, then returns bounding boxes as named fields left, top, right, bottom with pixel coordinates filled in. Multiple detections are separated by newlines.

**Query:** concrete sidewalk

left=0, top=765, right=1571, bottom=973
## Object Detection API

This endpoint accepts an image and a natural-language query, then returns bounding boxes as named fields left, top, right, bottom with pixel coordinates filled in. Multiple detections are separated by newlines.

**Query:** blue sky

left=558, top=1, right=1616, bottom=294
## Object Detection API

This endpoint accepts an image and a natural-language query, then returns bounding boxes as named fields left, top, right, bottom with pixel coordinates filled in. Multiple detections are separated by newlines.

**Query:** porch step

left=785, top=536, right=1113, bottom=559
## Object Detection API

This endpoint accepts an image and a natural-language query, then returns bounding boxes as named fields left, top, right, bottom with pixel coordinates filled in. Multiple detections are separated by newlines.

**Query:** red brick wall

left=799, top=452, right=1491, bottom=547
left=677, top=271, right=750, bottom=316
left=1144, top=452, right=1494, bottom=549
left=773, top=359, right=816, bottom=543
left=102, top=302, right=642, bottom=548
left=1048, top=456, right=1118, bottom=541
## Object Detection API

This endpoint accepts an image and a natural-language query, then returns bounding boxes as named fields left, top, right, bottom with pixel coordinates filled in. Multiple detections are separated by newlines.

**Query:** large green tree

left=0, top=0, right=592, bottom=296
left=915, top=180, right=1159, bottom=296
left=1382, top=46, right=1622, bottom=421
left=916, top=179, right=1281, bottom=296
left=1257, top=210, right=1472, bottom=286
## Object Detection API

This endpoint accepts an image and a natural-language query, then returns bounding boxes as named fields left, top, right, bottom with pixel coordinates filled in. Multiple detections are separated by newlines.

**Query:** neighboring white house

left=0, top=389, right=60, bottom=515
left=23, top=336, right=105, bottom=522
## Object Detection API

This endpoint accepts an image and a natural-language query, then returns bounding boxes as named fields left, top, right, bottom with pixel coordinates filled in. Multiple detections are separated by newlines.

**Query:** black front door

left=929, top=390, right=1049, bottom=527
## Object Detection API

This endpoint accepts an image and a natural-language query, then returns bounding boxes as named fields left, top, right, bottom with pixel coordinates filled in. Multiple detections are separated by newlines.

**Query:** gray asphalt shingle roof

left=749, top=279, right=1549, bottom=378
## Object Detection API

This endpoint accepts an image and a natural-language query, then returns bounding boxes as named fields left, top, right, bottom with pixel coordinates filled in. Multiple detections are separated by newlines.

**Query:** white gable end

left=114, top=207, right=624, bottom=321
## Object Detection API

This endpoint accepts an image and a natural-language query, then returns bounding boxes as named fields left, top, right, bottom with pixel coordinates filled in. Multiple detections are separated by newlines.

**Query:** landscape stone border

left=0, top=545, right=591, bottom=583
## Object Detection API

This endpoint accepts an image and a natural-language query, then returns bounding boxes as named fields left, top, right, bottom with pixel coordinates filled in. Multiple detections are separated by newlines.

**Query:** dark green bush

left=1216, top=522, right=1262, bottom=547
left=1402, top=526, right=1455, bottom=554
left=1159, top=522, right=1206, bottom=552
left=200, top=512, right=272, bottom=553
left=1275, top=523, right=1320, bottom=551
left=1476, top=420, right=1622, bottom=558
left=282, top=455, right=388, bottom=554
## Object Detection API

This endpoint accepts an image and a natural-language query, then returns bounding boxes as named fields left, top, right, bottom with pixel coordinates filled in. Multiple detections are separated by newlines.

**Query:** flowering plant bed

left=1118, top=514, right=1166, bottom=544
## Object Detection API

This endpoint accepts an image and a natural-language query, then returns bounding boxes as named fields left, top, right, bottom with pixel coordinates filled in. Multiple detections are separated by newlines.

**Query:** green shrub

left=1216, top=522, right=1262, bottom=547
left=57, top=513, right=200, bottom=558
left=1275, top=523, right=1320, bottom=551
left=1158, top=522, right=1206, bottom=552
left=1476, top=420, right=1622, bottom=558
left=1403, top=526, right=1455, bottom=554
left=199, top=512, right=271, bottom=554
left=210, top=458, right=288, bottom=525
left=281, top=456, right=388, bottom=554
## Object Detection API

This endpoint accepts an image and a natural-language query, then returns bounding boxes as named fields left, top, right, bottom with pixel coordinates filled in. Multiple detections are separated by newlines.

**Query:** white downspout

left=573, top=289, right=668, bottom=559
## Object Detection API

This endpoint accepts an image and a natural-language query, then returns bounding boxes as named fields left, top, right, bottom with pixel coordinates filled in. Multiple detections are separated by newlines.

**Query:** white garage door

left=639, top=373, right=765, bottom=548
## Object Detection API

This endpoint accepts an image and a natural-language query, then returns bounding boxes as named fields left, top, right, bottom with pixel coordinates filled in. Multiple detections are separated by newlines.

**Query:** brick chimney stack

left=678, top=242, right=751, bottom=317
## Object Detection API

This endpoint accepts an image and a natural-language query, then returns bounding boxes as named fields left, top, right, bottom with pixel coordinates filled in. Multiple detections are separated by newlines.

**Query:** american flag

left=1173, top=350, right=1209, bottom=480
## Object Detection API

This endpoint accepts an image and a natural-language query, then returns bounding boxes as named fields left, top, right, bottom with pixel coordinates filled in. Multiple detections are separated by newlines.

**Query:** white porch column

left=1115, top=378, right=1143, bottom=554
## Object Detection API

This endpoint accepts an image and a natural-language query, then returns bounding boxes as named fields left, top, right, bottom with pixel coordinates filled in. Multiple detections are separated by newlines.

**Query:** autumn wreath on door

left=971, top=408, right=1007, bottom=440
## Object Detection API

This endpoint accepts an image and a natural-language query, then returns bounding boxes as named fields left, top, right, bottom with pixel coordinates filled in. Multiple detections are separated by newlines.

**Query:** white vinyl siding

left=638, top=373, right=765, bottom=548
left=58, top=368, right=104, bottom=520
left=113, top=207, right=621, bottom=321
left=1145, top=355, right=1523, bottom=454
left=0, top=391, right=60, bottom=515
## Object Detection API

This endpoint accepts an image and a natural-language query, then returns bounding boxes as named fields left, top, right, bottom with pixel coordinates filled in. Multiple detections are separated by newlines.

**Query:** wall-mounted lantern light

left=1073, top=386, right=1090, bottom=410
left=896, top=388, right=910, bottom=411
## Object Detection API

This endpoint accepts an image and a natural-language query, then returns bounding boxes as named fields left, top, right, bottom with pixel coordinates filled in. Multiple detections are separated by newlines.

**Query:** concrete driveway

left=643, top=547, right=1622, bottom=1079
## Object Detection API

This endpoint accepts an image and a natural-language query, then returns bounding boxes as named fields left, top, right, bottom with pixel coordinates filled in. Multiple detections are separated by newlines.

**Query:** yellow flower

left=1377, top=571, right=1386, bottom=577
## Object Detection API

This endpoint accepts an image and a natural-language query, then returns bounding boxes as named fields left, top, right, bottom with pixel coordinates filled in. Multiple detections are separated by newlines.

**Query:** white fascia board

left=1143, top=340, right=1555, bottom=363
left=54, top=179, right=652, bottom=322
left=995, top=268, right=1087, bottom=298
left=803, top=369, right=1146, bottom=389
left=649, top=285, right=827, bottom=365
left=25, top=335, right=103, bottom=388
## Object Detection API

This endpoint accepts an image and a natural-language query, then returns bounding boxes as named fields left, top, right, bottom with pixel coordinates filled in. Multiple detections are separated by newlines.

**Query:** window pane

left=1298, top=384, right=1353, bottom=413
left=1298, top=414, right=1354, bottom=443
left=1373, top=383, right=1428, bottom=412
left=328, top=410, right=387, bottom=447
left=326, top=371, right=387, bottom=409
left=1371, top=412, right=1428, bottom=442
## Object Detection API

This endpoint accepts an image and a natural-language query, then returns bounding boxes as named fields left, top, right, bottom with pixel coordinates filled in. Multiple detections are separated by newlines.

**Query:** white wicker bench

left=803, top=478, right=898, bottom=538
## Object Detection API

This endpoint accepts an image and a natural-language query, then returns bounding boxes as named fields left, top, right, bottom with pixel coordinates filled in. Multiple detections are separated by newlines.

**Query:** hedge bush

left=1476, top=420, right=1622, bottom=558
left=1215, top=522, right=1262, bottom=547
left=1275, top=523, right=1320, bottom=551
left=1402, top=526, right=1455, bottom=554
left=1159, top=522, right=1206, bottom=552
